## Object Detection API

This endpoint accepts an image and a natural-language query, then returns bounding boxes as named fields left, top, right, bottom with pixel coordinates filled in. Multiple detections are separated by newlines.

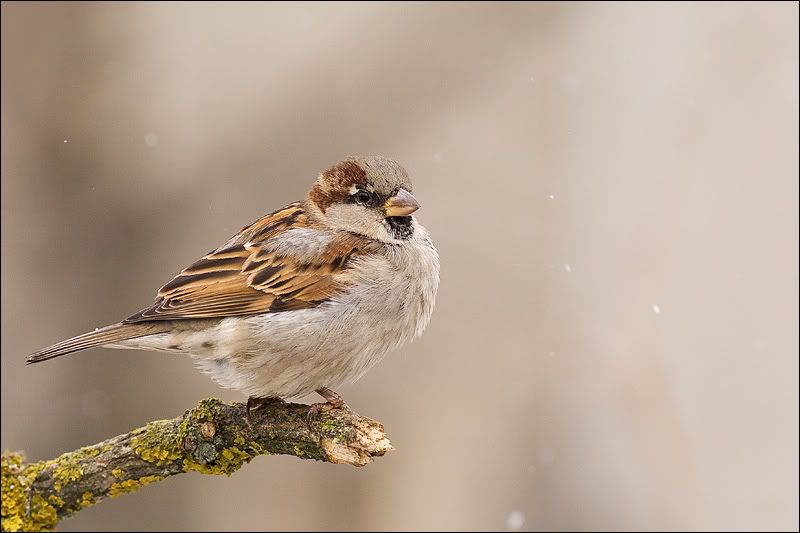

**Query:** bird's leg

left=245, top=396, right=282, bottom=427
left=306, top=387, right=351, bottom=428
left=317, top=386, right=349, bottom=409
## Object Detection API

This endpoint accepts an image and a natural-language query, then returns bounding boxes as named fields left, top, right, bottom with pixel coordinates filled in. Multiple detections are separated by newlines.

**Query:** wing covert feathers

left=124, top=202, right=373, bottom=322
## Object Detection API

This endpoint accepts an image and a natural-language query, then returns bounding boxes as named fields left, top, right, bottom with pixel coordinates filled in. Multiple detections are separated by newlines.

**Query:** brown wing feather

left=125, top=203, right=370, bottom=322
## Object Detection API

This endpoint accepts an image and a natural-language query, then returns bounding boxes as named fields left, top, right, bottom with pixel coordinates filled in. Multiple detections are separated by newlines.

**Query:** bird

left=27, top=156, right=440, bottom=424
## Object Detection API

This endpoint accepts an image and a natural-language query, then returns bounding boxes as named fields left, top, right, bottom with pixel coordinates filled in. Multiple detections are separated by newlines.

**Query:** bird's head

left=307, top=156, right=420, bottom=242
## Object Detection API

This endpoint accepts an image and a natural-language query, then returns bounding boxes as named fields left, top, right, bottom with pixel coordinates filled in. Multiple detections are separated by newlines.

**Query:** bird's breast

left=334, top=230, right=440, bottom=351
left=197, top=229, right=440, bottom=397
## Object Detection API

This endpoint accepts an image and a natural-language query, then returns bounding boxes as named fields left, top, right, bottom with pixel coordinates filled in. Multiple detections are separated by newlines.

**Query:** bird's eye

left=353, top=189, right=372, bottom=206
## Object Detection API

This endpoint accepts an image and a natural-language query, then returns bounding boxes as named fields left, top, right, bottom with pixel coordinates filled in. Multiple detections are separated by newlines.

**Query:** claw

left=305, top=402, right=333, bottom=429
left=305, top=387, right=352, bottom=432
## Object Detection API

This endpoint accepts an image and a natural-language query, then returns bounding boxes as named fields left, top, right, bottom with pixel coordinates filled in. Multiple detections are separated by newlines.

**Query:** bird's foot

left=305, top=387, right=352, bottom=430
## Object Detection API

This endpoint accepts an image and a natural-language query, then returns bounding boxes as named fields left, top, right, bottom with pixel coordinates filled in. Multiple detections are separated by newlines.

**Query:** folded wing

left=125, top=202, right=370, bottom=322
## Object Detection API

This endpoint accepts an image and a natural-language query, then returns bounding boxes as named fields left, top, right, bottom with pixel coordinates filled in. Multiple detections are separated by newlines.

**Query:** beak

left=383, top=188, right=420, bottom=217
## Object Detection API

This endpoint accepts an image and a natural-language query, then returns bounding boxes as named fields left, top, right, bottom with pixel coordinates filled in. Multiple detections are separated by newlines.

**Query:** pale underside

left=111, top=220, right=440, bottom=399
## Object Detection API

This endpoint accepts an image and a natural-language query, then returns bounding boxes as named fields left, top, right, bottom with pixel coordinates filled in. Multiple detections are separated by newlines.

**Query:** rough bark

left=1, top=398, right=392, bottom=532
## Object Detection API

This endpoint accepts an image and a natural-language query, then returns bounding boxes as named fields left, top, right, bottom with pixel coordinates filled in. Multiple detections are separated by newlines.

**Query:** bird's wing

left=124, top=202, right=371, bottom=322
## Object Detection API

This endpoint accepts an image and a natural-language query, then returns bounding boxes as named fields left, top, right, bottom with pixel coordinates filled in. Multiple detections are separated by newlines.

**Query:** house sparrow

left=27, top=156, right=440, bottom=423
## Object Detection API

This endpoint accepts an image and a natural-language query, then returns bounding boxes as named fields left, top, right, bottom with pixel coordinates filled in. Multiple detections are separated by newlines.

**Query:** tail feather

left=26, top=322, right=168, bottom=364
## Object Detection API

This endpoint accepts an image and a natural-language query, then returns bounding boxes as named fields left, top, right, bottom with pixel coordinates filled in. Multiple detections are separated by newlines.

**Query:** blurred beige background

left=2, top=2, right=798, bottom=531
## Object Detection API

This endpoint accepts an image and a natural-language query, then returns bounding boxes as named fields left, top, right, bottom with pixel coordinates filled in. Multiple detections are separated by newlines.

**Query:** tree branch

left=1, top=398, right=392, bottom=532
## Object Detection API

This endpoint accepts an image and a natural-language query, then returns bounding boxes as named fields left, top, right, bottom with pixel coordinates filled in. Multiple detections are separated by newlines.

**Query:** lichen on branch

left=1, top=398, right=392, bottom=532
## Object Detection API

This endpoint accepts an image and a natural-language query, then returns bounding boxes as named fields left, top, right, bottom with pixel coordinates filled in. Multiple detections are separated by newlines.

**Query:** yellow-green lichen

left=317, top=418, right=349, bottom=444
left=78, top=492, right=94, bottom=509
left=234, top=435, right=246, bottom=446
left=1, top=453, right=58, bottom=532
left=131, top=420, right=182, bottom=465
left=220, top=447, right=251, bottom=469
left=47, top=445, right=106, bottom=492
left=247, top=441, right=267, bottom=455
left=318, top=419, right=338, bottom=432
left=183, top=446, right=252, bottom=476
left=135, top=398, right=231, bottom=468
left=108, top=475, right=163, bottom=498
left=111, top=468, right=124, bottom=479
left=21, top=494, right=57, bottom=532
left=293, top=445, right=305, bottom=457
left=76, top=446, right=100, bottom=458
left=51, top=462, right=83, bottom=492
left=47, top=495, right=64, bottom=508
left=189, top=398, right=222, bottom=424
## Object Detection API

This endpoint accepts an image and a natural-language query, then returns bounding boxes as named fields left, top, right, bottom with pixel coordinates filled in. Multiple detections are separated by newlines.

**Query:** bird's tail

left=26, top=322, right=168, bottom=364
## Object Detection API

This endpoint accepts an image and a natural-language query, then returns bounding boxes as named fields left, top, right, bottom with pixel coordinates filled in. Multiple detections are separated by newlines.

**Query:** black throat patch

left=385, top=216, right=414, bottom=240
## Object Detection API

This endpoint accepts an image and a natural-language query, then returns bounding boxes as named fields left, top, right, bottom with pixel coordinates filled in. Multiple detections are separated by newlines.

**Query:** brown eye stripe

left=309, top=160, right=367, bottom=212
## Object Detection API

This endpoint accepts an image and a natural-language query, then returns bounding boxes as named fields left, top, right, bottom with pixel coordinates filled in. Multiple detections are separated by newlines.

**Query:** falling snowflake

left=506, top=511, right=525, bottom=531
